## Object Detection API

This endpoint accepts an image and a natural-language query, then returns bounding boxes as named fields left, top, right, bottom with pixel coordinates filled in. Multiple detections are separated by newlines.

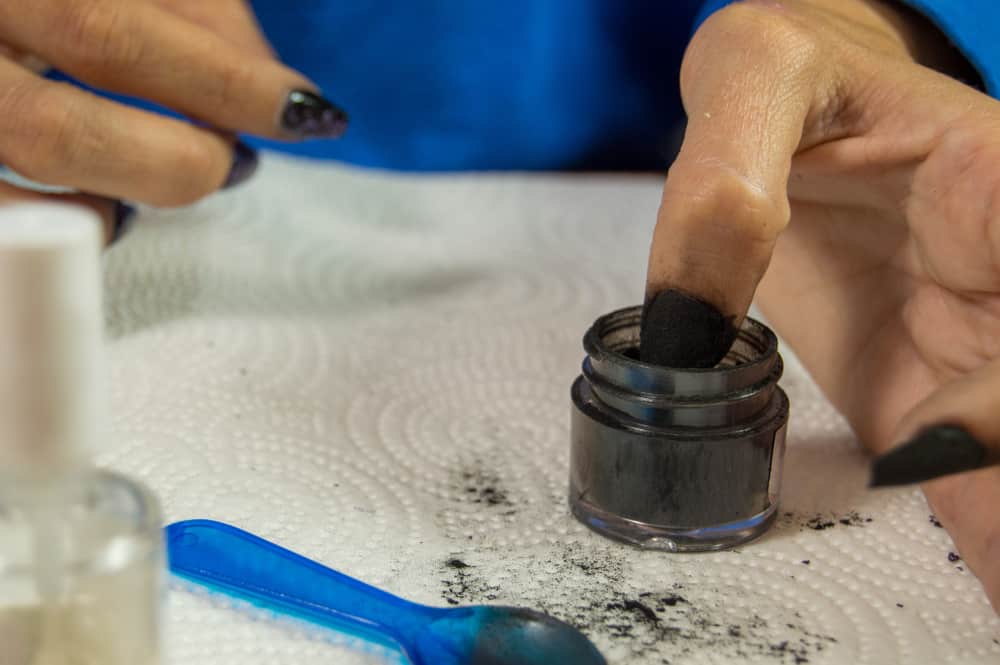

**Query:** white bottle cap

left=0, top=203, right=105, bottom=476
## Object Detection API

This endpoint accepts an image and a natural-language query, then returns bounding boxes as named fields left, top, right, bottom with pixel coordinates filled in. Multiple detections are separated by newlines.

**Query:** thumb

left=642, top=2, right=843, bottom=366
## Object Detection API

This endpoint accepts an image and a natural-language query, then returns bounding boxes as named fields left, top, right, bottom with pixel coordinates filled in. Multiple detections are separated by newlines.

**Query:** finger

left=880, top=360, right=1000, bottom=609
left=0, top=0, right=347, bottom=140
left=152, top=0, right=275, bottom=58
left=641, top=2, right=846, bottom=367
left=0, top=179, right=126, bottom=246
left=877, top=359, right=1000, bottom=481
left=0, top=59, right=257, bottom=206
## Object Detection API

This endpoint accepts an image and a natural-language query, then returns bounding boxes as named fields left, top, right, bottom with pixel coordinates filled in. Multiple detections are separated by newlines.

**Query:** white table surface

left=101, top=155, right=1000, bottom=665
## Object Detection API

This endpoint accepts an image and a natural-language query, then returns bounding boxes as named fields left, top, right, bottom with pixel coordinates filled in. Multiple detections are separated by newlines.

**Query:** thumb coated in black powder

left=639, top=289, right=737, bottom=368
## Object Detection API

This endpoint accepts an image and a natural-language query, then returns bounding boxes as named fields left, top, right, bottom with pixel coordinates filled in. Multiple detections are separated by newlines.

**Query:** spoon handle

left=166, top=520, right=434, bottom=652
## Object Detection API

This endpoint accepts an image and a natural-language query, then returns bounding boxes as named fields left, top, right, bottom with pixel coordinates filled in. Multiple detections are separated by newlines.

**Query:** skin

left=0, top=0, right=994, bottom=614
left=650, top=0, right=1000, bottom=610
left=0, top=0, right=312, bottom=230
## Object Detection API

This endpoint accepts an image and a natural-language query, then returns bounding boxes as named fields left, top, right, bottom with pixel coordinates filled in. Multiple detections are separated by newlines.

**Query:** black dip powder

left=639, top=289, right=738, bottom=368
left=569, top=305, right=789, bottom=551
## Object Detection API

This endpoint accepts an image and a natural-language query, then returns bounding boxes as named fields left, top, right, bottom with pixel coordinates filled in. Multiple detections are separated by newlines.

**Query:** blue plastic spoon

left=166, top=520, right=607, bottom=665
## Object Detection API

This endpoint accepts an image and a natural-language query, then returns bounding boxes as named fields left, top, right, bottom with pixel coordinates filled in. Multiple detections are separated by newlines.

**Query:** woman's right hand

left=0, top=0, right=347, bottom=235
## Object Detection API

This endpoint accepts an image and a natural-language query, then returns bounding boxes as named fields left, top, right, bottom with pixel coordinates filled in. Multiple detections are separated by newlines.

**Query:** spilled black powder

left=441, top=558, right=490, bottom=606
left=615, top=600, right=659, bottom=624
left=639, top=289, right=737, bottom=368
left=947, top=552, right=961, bottom=563
left=806, top=517, right=835, bottom=531
left=929, top=514, right=943, bottom=528
left=791, top=511, right=873, bottom=532
left=439, top=544, right=838, bottom=663
left=452, top=464, right=513, bottom=508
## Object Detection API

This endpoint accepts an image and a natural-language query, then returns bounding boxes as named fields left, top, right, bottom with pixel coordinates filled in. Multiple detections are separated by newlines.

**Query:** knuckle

left=0, top=83, right=81, bottom=182
left=58, top=0, right=140, bottom=69
left=158, top=140, right=223, bottom=206
left=665, top=164, right=789, bottom=242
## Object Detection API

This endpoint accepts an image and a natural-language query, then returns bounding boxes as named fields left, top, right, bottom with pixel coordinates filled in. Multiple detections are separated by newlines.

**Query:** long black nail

left=110, top=202, right=136, bottom=245
left=870, top=425, right=988, bottom=487
left=280, top=90, right=348, bottom=138
left=223, top=141, right=259, bottom=189
left=639, top=288, right=737, bottom=368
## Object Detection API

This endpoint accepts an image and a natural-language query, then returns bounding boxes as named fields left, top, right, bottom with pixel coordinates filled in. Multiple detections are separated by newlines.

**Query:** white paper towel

left=100, top=155, right=1000, bottom=665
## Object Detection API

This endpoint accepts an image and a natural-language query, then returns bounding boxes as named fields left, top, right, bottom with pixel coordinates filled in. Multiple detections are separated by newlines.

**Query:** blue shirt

left=226, top=1, right=1000, bottom=170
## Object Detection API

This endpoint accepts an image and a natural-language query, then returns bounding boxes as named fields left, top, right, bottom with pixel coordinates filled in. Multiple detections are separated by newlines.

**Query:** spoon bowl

left=414, top=605, right=607, bottom=665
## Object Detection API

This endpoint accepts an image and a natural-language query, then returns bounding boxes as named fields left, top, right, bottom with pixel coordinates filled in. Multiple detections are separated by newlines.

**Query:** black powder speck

left=806, top=517, right=835, bottom=531
left=947, top=552, right=961, bottom=563
left=801, top=560, right=810, bottom=565
left=896, top=603, right=904, bottom=608
left=621, top=600, right=659, bottom=624
left=800, top=511, right=872, bottom=532
left=451, top=463, right=514, bottom=509
left=446, top=558, right=470, bottom=569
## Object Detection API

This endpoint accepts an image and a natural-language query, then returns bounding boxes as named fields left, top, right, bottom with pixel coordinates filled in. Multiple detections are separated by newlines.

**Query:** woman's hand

left=0, top=0, right=347, bottom=238
left=648, top=0, right=1000, bottom=610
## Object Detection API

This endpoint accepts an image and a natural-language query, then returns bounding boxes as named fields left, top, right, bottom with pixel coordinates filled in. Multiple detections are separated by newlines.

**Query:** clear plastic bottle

left=0, top=204, right=164, bottom=665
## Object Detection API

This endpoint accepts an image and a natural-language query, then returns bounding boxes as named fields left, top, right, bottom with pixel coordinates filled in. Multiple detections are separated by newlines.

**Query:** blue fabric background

left=245, top=0, right=704, bottom=170
left=245, top=0, right=998, bottom=170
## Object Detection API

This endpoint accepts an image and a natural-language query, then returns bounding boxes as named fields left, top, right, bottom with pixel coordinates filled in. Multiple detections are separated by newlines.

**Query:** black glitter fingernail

left=223, top=141, right=259, bottom=189
left=280, top=90, right=348, bottom=138
left=639, top=289, right=737, bottom=368
left=110, top=202, right=136, bottom=245
left=870, top=425, right=988, bottom=487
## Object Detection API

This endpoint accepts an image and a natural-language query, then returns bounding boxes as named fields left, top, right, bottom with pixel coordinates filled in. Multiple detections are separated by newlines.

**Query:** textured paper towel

left=100, top=155, right=1000, bottom=665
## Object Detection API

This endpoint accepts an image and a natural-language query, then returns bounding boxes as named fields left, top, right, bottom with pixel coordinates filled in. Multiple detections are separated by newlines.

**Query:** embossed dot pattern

left=101, top=157, right=1000, bottom=664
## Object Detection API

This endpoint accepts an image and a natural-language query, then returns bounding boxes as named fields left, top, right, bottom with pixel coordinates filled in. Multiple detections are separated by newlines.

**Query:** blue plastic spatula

left=166, top=520, right=607, bottom=665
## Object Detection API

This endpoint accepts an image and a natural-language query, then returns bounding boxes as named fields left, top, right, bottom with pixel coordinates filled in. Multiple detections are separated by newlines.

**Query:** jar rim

left=583, top=304, right=778, bottom=378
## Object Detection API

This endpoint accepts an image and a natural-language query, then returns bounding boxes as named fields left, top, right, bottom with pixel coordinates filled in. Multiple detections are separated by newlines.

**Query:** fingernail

left=223, top=141, right=259, bottom=189
left=639, top=288, right=737, bottom=368
left=870, top=425, right=988, bottom=487
left=110, top=201, right=136, bottom=245
left=280, top=89, right=348, bottom=138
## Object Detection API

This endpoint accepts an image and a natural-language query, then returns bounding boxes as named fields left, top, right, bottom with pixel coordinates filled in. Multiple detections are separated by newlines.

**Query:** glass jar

left=0, top=469, right=164, bottom=665
left=569, top=305, right=789, bottom=552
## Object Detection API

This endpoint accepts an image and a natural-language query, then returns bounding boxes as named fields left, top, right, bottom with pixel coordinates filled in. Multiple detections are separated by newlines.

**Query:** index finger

left=641, top=2, right=843, bottom=367
left=0, top=0, right=347, bottom=140
left=153, top=0, right=275, bottom=58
